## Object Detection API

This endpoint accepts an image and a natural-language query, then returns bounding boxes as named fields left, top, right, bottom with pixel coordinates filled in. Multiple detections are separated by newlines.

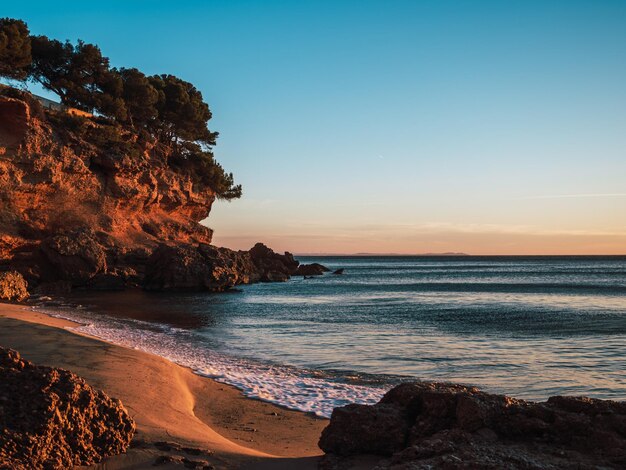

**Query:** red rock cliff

left=0, top=94, right=215, bottom=260
left=0, top=92, right=305, bottom=292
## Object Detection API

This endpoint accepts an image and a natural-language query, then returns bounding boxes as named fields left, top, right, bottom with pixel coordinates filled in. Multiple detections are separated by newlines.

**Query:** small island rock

left=293, top=263, right=330, bottom=276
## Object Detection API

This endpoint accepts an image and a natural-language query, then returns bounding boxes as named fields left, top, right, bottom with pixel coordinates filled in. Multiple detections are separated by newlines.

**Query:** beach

left=0, top=303, right=329, bottom=469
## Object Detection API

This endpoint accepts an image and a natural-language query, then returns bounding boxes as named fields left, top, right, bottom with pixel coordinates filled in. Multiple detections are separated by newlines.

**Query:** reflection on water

left=44, top=255, right=626, bottom=416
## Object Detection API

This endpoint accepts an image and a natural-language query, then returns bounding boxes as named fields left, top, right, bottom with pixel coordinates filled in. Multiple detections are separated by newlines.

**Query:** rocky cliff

left=0, top=92, right=214, bottom=252
left=0, top=91, right=304, bottom=292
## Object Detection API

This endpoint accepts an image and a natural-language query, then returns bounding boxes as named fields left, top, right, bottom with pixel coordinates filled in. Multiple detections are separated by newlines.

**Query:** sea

left=35, top=255, right=626, bottom=418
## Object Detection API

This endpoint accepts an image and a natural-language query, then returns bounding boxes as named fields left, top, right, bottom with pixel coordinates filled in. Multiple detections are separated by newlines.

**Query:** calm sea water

left=38, top=256, right=626, bottom=417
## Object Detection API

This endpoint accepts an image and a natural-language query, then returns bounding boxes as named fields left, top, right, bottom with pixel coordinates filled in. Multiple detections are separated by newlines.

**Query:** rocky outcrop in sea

left=293, top=262, right=330, bottom=276
left=144, top=242, right=304, bottom=291
left=319, top=382, right=626, bottom=469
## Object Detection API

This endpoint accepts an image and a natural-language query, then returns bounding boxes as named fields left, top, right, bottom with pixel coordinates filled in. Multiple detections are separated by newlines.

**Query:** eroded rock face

left=0, top=97, right=29, bottom=149
left=319, top=382, right=626, bottom=469
left=0, top=347, right=135, bottom=470
left=0, top=271, right=29, bottom=302
left=39, top=229, right=107, bottom=285
left=0, top=94, right=215, bottom=286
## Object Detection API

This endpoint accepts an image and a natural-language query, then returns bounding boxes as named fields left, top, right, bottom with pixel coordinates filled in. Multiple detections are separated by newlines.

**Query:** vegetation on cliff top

left=0, top=17, right=241, bottom=200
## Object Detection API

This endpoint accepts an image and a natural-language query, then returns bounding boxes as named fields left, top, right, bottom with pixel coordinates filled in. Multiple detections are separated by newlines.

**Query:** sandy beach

left=0, top=302, right=329, bottom=469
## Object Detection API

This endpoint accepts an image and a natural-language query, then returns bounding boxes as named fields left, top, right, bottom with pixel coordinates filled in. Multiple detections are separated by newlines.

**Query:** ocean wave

left=32, top=305, right=387, bottom=418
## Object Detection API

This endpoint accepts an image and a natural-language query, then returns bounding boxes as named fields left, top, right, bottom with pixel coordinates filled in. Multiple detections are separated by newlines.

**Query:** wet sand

left=0, top=303, right=329, bottom=469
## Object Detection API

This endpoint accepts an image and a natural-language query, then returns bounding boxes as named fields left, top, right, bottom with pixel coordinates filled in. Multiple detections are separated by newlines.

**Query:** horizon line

left=294, top=252, right=626, bottom=257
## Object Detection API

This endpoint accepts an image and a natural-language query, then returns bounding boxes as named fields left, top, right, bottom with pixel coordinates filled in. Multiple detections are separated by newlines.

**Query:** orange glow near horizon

left=207, top=192, right=626, bottom=256
left=209, top=220, right=626, bottom=256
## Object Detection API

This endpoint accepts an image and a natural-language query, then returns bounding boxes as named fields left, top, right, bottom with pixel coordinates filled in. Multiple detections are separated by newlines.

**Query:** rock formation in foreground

left=0, top=271, right=29, bottom=302
left=319, top=382, right=626, bottom=469
left=0, top=90, right=320, bottom=293
left=0, top=347, right=135, bottom=469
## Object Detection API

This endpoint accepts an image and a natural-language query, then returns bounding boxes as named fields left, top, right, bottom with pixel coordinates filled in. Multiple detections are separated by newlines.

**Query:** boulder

left=293, top=263, right=329, bottom=276
left=143, top=243, right=259, bottom=292
left=319, top=403, right=410, bottom=456
left=0, top=347, right=135, bottom=469
left=0, top=271, right=29, bottom=302
left=39, top=229, right=107, bottom=286
left=332, top=268, right=344, bottom=275
left=319, top=382, right=626, bottom=469
left=249, top=243, right=299, bottom=279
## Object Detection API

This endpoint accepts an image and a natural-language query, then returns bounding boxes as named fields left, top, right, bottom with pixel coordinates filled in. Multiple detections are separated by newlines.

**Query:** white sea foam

left=33, top=306, right=386, bottom=418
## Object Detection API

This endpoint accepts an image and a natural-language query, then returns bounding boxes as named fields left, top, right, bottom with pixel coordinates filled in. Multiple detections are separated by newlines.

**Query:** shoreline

left=0, top=302, right=328, bottom=469
left=26, top=291, right=388, bottom=419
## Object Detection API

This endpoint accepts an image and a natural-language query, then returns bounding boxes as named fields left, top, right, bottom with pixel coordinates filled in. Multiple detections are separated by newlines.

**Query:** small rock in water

left=293, top=263, right=330, bottom=276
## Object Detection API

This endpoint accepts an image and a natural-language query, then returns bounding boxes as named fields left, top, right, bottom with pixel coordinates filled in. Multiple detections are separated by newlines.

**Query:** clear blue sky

left=6, top=0, right=626, bottom=254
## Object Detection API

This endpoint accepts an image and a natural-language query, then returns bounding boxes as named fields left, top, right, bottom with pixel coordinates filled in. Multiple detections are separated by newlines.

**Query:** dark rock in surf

left=249, top=242, right=299, bottom=277
left=293, top=263, right=329, bottom=276
left=319, top=381, right=626, bottom=469
left=332, top=269, right=344, bottom=275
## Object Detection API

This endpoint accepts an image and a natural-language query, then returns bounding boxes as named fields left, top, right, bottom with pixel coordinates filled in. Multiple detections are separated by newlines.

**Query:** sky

left=6, top=0, right=626, bottom=254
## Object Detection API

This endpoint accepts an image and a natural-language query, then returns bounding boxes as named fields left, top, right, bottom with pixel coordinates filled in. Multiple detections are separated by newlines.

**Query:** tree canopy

left=0, top=18, right=31, bottom=80
left=0, top=17, right=241, bottom=201
left=149, top=74, right=217, bottom=146
left=118, top=68, right=158, bottom=127
left=30, top=36, right=112, bottom=111
left=29, top=36, right=75, bottom=101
